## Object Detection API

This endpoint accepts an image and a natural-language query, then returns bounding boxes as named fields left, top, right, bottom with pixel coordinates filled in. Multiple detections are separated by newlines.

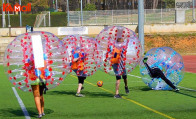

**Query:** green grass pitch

left=0, top=65, right=196, bottom=119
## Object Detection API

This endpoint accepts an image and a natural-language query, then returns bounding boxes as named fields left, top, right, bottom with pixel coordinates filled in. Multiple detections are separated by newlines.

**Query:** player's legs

left=77, top=76, right=84, bottom=93
left=113, top=64, right=122, bottom=98
left=122, top=75, right=129, bottom=94
left=153, top=68, right=177, bottom=90
left=115, top=76, right=121, bottom=95
left=76, top=76, right=85, bottom=97
left=31, top=85, right=42, bottom=117
left=73, top=69, right=85, bottom=96
left=123, top=76, right=128, bottom=87
left=39, top=85, right=45, bottom=116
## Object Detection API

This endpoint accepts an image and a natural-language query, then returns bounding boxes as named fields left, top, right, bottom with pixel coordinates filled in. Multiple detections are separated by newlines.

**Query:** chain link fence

left=69, top=8, right=196, bottom=26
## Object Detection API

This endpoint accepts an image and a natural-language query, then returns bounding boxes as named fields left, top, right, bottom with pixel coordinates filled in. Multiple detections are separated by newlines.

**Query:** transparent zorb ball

left=140, top=47, right=185, bottom=90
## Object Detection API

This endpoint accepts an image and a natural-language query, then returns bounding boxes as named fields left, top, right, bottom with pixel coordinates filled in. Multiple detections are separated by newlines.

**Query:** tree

left=163, top=0, right=175, bottom=8
left=87, top=0, right=91, bottom=4
left=153, top=0, right=159, bottom=9
left=84, top=3, right=96, bottom=11
left=31, top=0, right=49, bottom=13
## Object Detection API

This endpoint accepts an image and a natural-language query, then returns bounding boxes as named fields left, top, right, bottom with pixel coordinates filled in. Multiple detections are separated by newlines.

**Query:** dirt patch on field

left=144, top=34, right=196, bottom=55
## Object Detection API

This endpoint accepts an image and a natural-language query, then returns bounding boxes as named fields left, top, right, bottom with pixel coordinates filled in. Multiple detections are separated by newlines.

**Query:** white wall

left=0, top=24, right=196, bottom=37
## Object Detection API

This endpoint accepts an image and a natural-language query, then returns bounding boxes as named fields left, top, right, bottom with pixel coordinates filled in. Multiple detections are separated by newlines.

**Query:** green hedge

left=0, top=12, right=67, bottom=28
left=50, top=12, right=67, bottom=27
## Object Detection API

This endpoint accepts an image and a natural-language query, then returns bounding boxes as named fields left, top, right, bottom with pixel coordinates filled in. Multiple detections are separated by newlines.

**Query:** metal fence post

left=2, top=0, right=6, bottom=28
left=79, top=12, right=81, bottom=26
left=44, top=15, right=46, bottom=27
left=127, top=9, right=129, bottom=23
left=19, top=0, right=22, bottom=27
left=138, top=0, right=144, bottom=54
left=95, top=11, right=97, bottom=25
left=161, top=8, right=163, bottom=23
left=49, top=12, right=51, bottom=27
left=144, top=9, right=146, bottom=24
left=192, top=0, right=195, bottom=22
left=66, top=0, right=69, bottom=26
left=81, top=0, right=83, bottom=26
left=112, top=10, right=113, bottom=25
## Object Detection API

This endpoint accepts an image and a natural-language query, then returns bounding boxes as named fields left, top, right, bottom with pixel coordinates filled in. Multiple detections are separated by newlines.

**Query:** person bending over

left=143, top=57, right=179, bottom=91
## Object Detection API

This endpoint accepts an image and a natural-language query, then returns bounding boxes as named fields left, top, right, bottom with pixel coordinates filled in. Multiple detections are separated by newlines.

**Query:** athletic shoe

left=37, top=114, right=42, bottom=118
left=125, top=86, right=129, bottom=94
left=114, top=94, right=122, bottom=99
left=81, top=87, right=84, bottom=90
left=175, top=88, right=180, bottom=92
left=75, top=93, right=85, bottom=97
left=42, top=113, right=45, bottom=116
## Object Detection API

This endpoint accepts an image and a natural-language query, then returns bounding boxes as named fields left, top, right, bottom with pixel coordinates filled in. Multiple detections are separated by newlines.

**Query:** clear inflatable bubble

left=96, top=26, right=142, bottom=75
left=62, top=35, right=102, bottom=77
left=140, top=47, right=185, bottom=90
left=3, top=31, right=69, bottom=92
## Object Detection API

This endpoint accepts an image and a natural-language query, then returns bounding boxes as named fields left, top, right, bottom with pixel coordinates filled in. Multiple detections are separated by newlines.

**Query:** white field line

left=177, top=86, right=196, bottom=92
left=12, top=87, right=31, bottom=119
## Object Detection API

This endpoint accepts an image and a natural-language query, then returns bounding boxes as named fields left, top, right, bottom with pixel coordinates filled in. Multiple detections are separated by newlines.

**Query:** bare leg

left=40, top=94, right=44, bottom=114
left=31, top=85, right=42, bottom=115
left=77, top=83, right=83, bottom=94
left=39, top=86, right=44, bottom=114
left=40, top=95, right=44, bottom=114
left=115, top=79, right=121, bottom=95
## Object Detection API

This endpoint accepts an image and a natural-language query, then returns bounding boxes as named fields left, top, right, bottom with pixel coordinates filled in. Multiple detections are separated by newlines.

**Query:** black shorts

left=116, top=75, right=127, bottom=80
left=78, top=76, right=86, bottom=84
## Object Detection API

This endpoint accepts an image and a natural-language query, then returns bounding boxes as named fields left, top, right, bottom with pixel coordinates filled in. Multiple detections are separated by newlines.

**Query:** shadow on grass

left=0, top=108, right=24, bottom=117
left=47, top=90, right=76, bottom=96
left=0, top=107, right=54, bottom=118
left=131, top=86, right=152, bottom=91
left=175, top=90, right=196, bottom=98
left=47, top=90, right=126, bottom=98
left=26, top=107, right=54, bottom=118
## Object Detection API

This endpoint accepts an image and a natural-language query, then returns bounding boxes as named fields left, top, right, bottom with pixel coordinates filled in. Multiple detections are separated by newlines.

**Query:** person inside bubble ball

left=71, top=47, right=87, bottom=97
left=109, top=38, right=129, bottom=99
left=143, top=57, right=179, bottom=91
left=27, top=54, right=48, bottom=118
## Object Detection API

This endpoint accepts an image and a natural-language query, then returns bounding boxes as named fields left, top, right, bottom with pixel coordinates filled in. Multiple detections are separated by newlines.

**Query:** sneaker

left=75, top=93, right=85, bottom=97
left=114, top=94, right=122, bottom=99
left=42, top=113, right=45, bottom=116
left=81, top=87, right=84, bottom=90
left=175, top=88, right=180, bottom=92
left=143, top=57, right=148, bottom=63
left=125, top=86, right=129, bottom=94
left=37, top=114, right=42, bottom=118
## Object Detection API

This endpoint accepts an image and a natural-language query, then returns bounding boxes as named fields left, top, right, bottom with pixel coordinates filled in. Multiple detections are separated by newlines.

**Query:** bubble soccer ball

left=96, top=26, right=142, bottom=76
left=97, top=80, right=103, bottom=87
left=3, top=31, right=70, bottom=92
left=62, top=35, right=102, bottom=77
left=140, top=47, right=185, bottom=90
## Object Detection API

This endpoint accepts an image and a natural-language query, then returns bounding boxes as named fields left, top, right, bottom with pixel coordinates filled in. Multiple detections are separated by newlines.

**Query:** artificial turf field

left=0, top=65, right=196, bottom=119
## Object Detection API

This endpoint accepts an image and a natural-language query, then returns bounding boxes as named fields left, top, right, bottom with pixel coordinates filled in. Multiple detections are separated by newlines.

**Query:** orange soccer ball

left=97, top=80, right=103, bottom=87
